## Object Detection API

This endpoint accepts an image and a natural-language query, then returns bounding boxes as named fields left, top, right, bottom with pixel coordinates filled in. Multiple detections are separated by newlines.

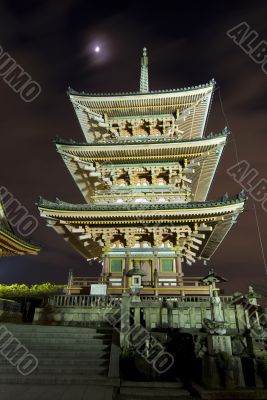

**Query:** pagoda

left=38, top=48, right=245, bottom=295
left=0, top=201, right=40, bottom=256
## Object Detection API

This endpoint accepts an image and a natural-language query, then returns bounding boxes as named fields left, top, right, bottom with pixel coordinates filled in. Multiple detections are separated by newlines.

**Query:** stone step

left=0, top=324, right=113, bottom=383
left=117, top=396, right=192, bottom=400
left=7, top=332, right=112, bottom=339
left=5, top=324, right=112, bottom=334
left=0, top=357, right=109, bottom=367
left=0, top=374, right=114, bottom=385
left=11, top=349, right=110, bottom=358
left=3, top=343, right=110, bottom=351
left=121, top=381, right=184, bottom=389
left=118, top=381, right=191, bottom=400
left=119, top=387, right=190, bottom=398
left=4, top=337, right=110, bottom=344
left=0, top=365, right=108, bottom=375
left=14, top=350, right=110, bottom=358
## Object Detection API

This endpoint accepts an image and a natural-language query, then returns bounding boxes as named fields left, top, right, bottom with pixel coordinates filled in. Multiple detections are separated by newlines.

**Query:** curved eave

left=38, top=197, right=245, bottom=221
left=0, top=201, right=12, bottom=231
left=55, top=134, right=227, bottom=161
left=68, top=81, right=215, bottom=140
left=55, top=134, right=227, bottom=203
left=38, top=194, right=245, bottom=262
left=68, top=80, right=214, bottom=99
left=0, top=227, right=40, bottom=256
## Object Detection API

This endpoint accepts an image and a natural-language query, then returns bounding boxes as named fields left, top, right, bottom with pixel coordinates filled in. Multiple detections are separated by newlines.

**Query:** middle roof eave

left=37, top=195, right=246, bottom=219
left=55, top=133, right=227, bottom=158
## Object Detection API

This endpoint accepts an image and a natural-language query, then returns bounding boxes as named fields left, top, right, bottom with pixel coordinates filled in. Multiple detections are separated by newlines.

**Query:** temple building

left=0, top=201, right=40, bottom=256
left=38, top=48, right=245, bottom=295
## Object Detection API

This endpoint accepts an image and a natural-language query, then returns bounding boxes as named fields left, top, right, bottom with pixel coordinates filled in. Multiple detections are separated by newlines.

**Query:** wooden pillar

left=102, top=255, right=109, bottom=284
left=125, top=254, right=130, bottom=291
left=67, top=269, right=73, bottom=295
left=154, top=268, right=159, bottom=296
left=122, top=269, right=127, bottom=293
left=175, top=254, right=184, bottom=286
left=153, top=254, right=159, bottom=296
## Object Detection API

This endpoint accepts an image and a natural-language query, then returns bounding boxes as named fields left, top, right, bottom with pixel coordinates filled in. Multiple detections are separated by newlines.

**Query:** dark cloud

left=0, top=0, right=266, bottom=293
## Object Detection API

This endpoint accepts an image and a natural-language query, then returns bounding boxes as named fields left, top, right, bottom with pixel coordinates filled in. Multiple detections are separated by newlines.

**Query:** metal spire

left=140, top=47, right=149, bottom=93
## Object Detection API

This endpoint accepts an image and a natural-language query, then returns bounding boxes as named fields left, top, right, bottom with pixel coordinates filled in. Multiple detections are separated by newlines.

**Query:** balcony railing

left=67, top=275, right=207, bottom=291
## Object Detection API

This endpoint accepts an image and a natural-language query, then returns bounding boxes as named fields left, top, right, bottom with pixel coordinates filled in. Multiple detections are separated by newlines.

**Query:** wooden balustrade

left=66, top=273, right=227, bottom=296
left=49, top=295, right=121, bottom=308
left=68, top=275, right=205, bottom=289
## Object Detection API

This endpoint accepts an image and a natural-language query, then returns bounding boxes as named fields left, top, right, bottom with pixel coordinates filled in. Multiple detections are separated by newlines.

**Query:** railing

left=49, top=295, right=121, bottom=308
left=140, top=295, right=233, bottom=303
left=48, top=294, right=233, bottom=308
left=67, top=275, right=207, bottom=290
left=68, top=276, right=102, bottom=288
left=140, top=295, right=209, bottom=302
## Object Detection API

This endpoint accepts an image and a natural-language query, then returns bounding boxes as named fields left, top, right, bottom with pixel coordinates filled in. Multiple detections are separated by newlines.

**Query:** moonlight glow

left=95, top=46, right=100, bottom=53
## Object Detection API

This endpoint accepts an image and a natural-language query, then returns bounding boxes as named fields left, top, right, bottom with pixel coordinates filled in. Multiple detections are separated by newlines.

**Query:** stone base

left=207, top=335, right=232, bottom=355
left=193, top=382, right=267, bottom=399
left=33, top=306, right=119, bottom=327
left=202, top=355, right=245, bottom=389
left=0, top=310, right=22, bottom=324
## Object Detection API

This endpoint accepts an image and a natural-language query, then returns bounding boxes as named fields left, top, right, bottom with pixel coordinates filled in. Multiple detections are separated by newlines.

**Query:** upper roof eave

left=67, top=79, right=215, bottom=99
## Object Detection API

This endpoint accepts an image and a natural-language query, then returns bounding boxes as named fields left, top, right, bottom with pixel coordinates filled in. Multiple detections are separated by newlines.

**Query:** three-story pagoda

left=38, top=49, right=245, bottom=295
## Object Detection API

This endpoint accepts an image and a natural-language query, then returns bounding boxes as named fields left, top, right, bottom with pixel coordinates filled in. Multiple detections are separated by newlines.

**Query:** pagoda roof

left=55, top=131, right=227, bottom=161
left=67, top=80, right=215, bottom=98
left=37, top=192, right=246, bottom=262
left=38, top=192, right=245, bottom=215
left=68, top=80, right=215, bottom=141
left=54, top=130, right=226, bottom=147
left=54, top=131, right=227, bottom=203
left=0, top=202, right=40, bottom=257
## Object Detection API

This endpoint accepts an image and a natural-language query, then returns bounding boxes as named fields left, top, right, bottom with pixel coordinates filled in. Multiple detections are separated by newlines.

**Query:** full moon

left=95, top=46, right=100, bottom=53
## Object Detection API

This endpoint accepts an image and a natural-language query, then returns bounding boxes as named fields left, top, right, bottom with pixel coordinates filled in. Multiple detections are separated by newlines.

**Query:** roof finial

left=140, top=47, right=149, bottom=93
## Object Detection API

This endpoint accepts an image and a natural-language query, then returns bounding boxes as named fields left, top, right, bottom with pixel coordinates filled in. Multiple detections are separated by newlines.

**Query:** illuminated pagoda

left=38, top=48, right=245, bottom=295
left=0, top=201, right=40, bottom=256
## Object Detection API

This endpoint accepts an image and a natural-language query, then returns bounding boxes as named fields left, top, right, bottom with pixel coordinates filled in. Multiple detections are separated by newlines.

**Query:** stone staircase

left=116, top=381, right=193, bottom=400
left=0, top=323, right=113, bottom=384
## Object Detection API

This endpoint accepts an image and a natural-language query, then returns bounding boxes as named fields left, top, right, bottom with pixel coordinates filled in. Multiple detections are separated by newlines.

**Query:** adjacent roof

left=0, top=202, right=40, bottom=257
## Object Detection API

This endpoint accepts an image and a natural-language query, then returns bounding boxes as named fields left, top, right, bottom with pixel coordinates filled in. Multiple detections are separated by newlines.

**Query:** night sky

left=0, top=0, right=266, bottom=294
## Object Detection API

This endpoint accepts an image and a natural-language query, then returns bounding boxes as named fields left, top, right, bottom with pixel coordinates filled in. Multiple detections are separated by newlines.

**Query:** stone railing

left=49, top=294, right=233, bottom=308
left=0, top=299, right=21, bottom=312
left=48, top=295, right=121, bottom=308
left=140, top=295, right=233, bottom=303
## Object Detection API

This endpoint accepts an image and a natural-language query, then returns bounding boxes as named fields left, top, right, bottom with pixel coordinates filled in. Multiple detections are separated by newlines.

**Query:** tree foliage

left=0, top=283, right=65, bottom=298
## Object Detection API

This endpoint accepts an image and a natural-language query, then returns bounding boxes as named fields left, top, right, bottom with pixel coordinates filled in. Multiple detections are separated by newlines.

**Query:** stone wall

left=0, top=299, right=22, bottom=323
left=34, top=296, right=247, bottom=333
left=138, top=301, right=241, bottom=331
left=33, top=305, right=119, bottom=326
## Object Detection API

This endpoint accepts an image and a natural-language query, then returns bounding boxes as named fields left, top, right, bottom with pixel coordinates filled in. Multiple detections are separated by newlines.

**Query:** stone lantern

left=126, top=266, right=146, bottom=297
left=201, top=268, right=227, bottom=298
